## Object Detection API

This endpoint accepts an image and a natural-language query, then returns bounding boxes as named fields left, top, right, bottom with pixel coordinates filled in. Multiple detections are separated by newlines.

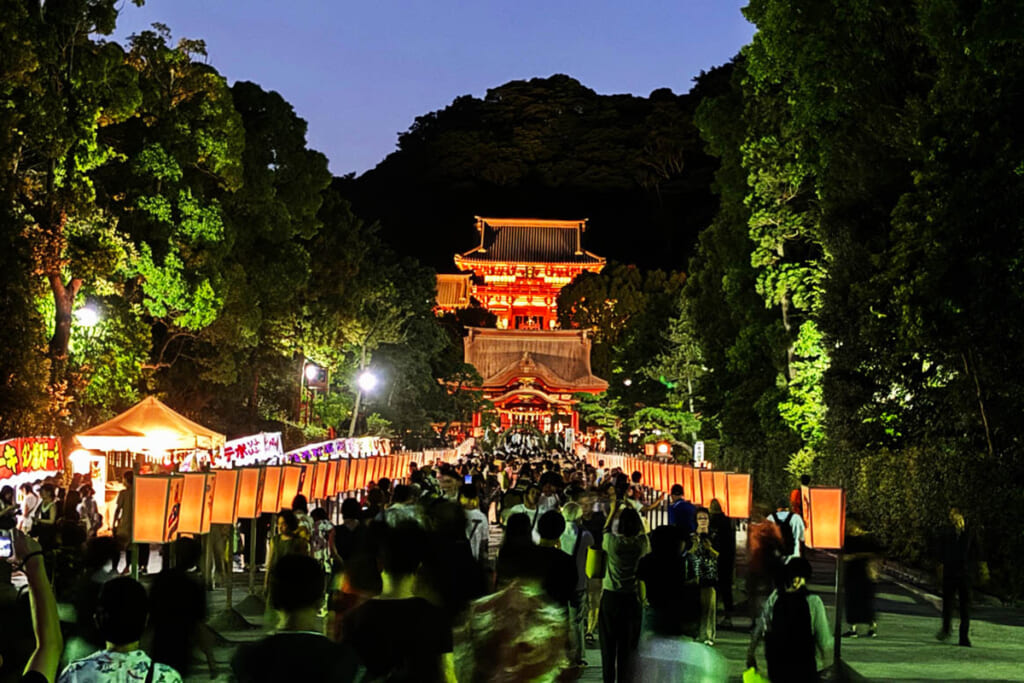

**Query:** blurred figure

left=708, top=499, right=736, bottom=628
left=58, top=577, right=182, bottom=682
left=936, top=506, right=986, bottom=647
left=342, top=524, right=456, bottom=682
left=746, top=557, right=832, bottom=683
left=147, top=538, right=216, bottom=678
left=842, top=522, right=880, bottom=638
left=233, top=554, right=357, bottom=682
left=0, top=485, right=19, bottom=529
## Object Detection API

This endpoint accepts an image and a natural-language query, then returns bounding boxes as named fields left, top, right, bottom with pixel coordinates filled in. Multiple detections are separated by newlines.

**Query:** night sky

left=114, top=1, right=754, bottom=176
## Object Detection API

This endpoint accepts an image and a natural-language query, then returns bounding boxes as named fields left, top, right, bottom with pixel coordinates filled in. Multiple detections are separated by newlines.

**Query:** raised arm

left=14, top=530, right=63, bottom=683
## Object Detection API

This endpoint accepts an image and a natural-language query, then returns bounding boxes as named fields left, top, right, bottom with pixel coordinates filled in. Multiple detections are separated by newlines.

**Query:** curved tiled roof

left=463, top=328, right=608, bottom=392
left=457, top=217, right=605, bottom=266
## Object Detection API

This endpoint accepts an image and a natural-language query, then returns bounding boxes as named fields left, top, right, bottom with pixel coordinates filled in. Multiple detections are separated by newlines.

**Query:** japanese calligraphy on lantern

left=0, top=437, right=63, bottom=483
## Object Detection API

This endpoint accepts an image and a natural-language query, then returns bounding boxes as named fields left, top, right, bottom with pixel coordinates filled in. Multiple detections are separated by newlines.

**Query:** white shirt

left=771, top=510, right=806, bottom=559
left=465, top=508, right=489, bottom=562
left=58, top=649, right=182, bottom=683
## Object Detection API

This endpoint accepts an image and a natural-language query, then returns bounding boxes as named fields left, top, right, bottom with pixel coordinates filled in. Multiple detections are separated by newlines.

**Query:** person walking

left=708, top=499, right=736, bottom=629
left=599, top=502, right=649, bottom=683
left=936, top=506, right=987, bottom=647
left=233, top=555, right=357, bottom=682
left=746, top=557, right=833, bottom=682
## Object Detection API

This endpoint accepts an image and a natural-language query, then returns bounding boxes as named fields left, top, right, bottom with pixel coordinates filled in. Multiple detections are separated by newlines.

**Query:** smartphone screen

left=464, top=474, right=473, bottom=484
left=0, top=532, right=12, bottom=559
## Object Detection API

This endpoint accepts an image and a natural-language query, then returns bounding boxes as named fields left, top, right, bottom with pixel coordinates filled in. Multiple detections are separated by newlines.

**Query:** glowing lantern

left=279, top=465, right=302, bottom=510
left=312, top=462, right=329, bottom=501
left=712, top=471, right=729, bottom=508
left=683, top=466, right=696, bottom=502
left=178, top=472, right=214, bottom=535
left=325, top=460, right=340, bottom=497
left=335, top=459, right=350, bottom=494
left=725, top=473, right=752, bottom=519
left=644, top=443, right=655, bottom=457
left=133, top=475, right=184, bottom=544
left=353, top=458, right=368, bottom=489
left=343, top=458, right=357, bottom=491
left=235, top=467, right=264, bottom=519
left=260, top=466, right=284, bottom=514
left=210, top=469, right=240, bottom=525
left=802, top=486, right=846, bottom=549
left=699, top=469, right=715, bottom=507
left=655, top=441, right=671, bottom=457
left=299, top=464, right=314, bottom=501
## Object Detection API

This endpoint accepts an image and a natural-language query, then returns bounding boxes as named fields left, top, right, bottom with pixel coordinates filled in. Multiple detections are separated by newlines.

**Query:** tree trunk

left=961, top=350, right=995, bottom=458
left=47, top=273, right=82, bottom=362
left=348, top=346, right=367, bottom=438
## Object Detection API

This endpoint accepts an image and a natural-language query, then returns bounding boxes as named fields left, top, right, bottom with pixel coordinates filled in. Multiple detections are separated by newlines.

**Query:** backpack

left=770, top=512, right=796, bottom=557
left=765, top=589, right=817, bottom=682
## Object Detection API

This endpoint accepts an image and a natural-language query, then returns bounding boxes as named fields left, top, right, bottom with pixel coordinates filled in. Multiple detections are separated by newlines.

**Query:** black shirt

left=342, top=597, right=453, bottom=683
left=232, top=632, right=358, bottom=683
left=535, top=545, right=579, bottom=607
left=637, top=552, right=694, bottom=635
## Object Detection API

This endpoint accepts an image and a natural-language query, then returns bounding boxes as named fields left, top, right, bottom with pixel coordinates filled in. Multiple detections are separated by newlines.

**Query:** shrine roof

left=463, top=328, right=608, bottom=393
left=435, top=273, right=471, bottom=309
left=456, top=217, right=605, bottom=267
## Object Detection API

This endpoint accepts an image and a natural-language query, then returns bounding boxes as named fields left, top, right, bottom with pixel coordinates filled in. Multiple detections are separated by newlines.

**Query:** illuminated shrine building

left=438, top=217, right=608, bottom=433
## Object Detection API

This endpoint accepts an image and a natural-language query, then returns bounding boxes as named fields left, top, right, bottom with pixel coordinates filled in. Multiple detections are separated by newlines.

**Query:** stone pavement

left=184, top=541, right=1024, bottom=682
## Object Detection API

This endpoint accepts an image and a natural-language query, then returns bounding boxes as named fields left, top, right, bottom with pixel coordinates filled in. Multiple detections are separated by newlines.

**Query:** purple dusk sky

left=114, top=1, right=754, bottom=176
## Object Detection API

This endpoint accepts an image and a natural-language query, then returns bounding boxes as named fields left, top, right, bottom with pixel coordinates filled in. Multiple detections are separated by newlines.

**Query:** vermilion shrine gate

left=436, top=217, right=609, bottom=434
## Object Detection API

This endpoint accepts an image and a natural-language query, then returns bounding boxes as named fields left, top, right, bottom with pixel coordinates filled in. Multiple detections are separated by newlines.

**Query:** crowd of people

left=0, top=447, right=985, bottom=682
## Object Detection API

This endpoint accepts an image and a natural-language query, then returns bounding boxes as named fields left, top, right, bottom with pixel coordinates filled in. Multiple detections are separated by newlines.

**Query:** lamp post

left=348, top=368, right=378, bottom=438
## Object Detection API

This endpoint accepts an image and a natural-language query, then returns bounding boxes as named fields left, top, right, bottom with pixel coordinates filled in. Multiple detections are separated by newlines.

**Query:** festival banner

left=0, top=437, right=63, bottom=487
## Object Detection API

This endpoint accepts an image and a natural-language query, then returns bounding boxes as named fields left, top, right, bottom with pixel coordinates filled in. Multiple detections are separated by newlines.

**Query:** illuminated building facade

left=438, top=217, right=608, bottom=433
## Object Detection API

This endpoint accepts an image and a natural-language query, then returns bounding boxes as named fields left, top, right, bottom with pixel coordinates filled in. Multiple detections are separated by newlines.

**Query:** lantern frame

left=178, top=472, right=214, bottom=535
left=133, top=475, right=184, bottom=544
left=802, top=486, right=846, bottom=550
left=235, top=467, right=264, bottom=519
left=260, top=465, right=284, bottom=514
left=724, top=472, right=752, bottom=519
left=210, top=468, right=241, bottom=525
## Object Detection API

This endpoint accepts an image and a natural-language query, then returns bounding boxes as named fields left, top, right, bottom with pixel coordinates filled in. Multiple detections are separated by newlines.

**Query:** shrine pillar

left=571, top=410, right=579, bottom=431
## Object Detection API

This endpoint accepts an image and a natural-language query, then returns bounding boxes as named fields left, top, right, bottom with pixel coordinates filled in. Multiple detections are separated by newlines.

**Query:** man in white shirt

left=460, top=484, right=489, bottom=564
left=769, top=499, right=806, bottom=560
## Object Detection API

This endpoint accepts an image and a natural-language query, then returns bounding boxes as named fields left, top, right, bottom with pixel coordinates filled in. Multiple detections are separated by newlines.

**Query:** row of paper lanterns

left=132, top=455, right=414, bottom=545
left=586, top=453, right=753, bottom=520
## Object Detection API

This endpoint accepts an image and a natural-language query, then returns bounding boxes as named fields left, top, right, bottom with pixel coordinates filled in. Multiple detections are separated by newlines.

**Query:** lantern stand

left=207, top=469, right=254, bottom=632
left=233, top=517, right=265, bottom=616
left=802, top=485, right=848, bottom=682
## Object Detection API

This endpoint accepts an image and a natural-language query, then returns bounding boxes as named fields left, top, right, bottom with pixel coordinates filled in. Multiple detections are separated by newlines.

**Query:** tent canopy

left=76, top=396, right=225, bottom=452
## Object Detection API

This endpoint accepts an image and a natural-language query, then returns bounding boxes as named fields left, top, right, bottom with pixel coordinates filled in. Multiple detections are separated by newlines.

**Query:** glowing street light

left=349, top=366, right=380, bottom=438
left=357, top=370, right=378, bottom=392
left=622, top=378, right=633, bottom=387
left=74, top=305, right=99, bottom=328
left=305, top=362, right=321, bottom=382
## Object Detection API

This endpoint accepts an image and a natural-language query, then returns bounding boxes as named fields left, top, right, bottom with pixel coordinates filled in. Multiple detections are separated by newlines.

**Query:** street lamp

left=305, top=363, right=320, bottom=382
left=74, top=305, right=99, bottom=328
left=357, top=370, right=378, bottom=392
left=349, top=368, right=378, bottom=438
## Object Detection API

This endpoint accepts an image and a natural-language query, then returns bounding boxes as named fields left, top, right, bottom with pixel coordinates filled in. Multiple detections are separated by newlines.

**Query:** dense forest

left=337, top=73, right=726, bottom=272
